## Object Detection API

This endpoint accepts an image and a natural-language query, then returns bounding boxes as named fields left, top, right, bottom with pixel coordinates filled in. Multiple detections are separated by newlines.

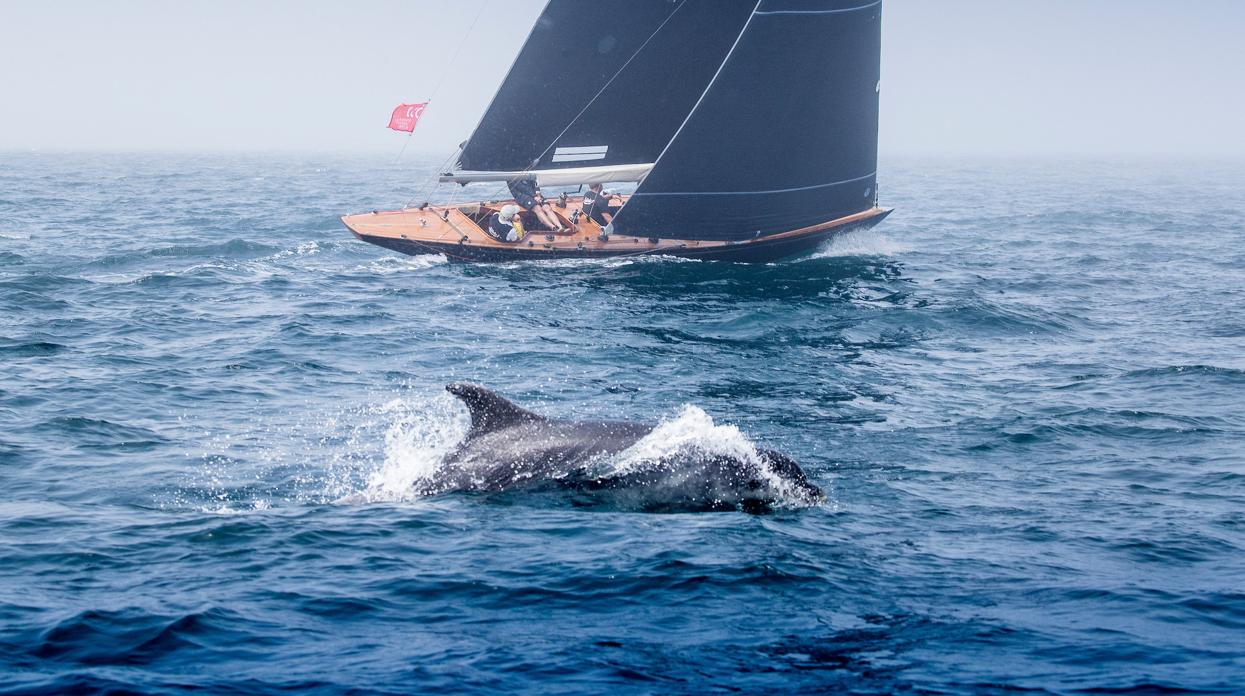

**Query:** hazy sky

left=2, top=0, right=1242, bottom=157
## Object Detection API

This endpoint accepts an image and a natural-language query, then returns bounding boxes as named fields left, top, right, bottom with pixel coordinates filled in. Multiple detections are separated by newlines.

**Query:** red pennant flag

left=387, top=102, right=428, bottom=133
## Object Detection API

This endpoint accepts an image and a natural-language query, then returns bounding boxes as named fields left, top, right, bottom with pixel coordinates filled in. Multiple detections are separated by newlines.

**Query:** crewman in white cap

left=488, top=204, right=525, bottom=242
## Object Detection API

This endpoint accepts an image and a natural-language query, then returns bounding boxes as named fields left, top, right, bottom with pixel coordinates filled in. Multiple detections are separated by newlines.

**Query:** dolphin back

left=437, top=383, right=824, bottom=513
left=446, top=382, right=542, bottom=435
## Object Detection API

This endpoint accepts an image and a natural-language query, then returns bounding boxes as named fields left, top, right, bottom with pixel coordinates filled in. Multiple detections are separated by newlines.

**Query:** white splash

left=606, top=406, right=823, bottom=509
left=611, top=406, right=760, bottom=476
left=354, top=254, right=447, bottom=275
left=266, top=240, right=321, bottom=261
left=811, top=229, right=910, bottom=258
left=494, top=254, right=700, bottom=272
left=342, top=392, right=469, bottom=503
left=200, top=499, right=271, bottom=516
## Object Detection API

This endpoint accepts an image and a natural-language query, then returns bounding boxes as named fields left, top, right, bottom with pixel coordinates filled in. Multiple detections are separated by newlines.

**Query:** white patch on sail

left=441, top=163, right=652, bottom=186
left=552, top=145, right=609, bottom=163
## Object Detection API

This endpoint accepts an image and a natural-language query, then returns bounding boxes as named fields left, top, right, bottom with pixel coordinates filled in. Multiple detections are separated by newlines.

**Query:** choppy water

left=1, top=152, right=1243, bottom=693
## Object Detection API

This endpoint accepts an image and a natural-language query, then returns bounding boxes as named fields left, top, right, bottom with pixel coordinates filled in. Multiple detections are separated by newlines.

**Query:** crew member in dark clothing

left=507, top=177, right=564, bottom=232
left=581, top=183, right=616, bottom=226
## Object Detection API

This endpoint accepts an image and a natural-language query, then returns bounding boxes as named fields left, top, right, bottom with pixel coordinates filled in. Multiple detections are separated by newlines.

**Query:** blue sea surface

left=0, top=152, right=1243, bottom=694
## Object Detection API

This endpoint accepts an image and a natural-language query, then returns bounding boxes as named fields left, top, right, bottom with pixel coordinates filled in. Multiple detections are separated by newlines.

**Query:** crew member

left=507, top=177, right=564, bottom=232
left=581, top=183, right=616, bottom=226
left=488, top=204, right=525, bottom=242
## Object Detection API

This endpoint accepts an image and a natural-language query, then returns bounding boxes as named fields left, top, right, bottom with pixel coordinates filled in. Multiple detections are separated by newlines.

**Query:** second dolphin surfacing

left=414, top=382, right=824, bottom=513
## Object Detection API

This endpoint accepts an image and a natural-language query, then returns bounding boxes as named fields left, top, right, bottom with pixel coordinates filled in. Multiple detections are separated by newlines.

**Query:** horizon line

left=5, top=148, right=1245, bottom=163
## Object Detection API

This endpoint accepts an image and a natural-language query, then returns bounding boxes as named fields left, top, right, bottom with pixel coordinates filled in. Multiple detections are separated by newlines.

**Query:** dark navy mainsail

left=452, top=0, right=755, bottom=181
left=611, top=0, right=883, bottom=241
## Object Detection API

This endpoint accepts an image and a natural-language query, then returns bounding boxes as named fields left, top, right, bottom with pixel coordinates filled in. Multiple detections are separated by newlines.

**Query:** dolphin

left=419, top=382, right=824, bottom=513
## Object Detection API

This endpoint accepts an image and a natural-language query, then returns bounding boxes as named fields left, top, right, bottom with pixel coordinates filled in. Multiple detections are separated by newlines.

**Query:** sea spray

left=600, top=406, right=825, bottom=510
left=811, top=228, right=910, bottom=259
left=346, top=392, right=469, bottom=503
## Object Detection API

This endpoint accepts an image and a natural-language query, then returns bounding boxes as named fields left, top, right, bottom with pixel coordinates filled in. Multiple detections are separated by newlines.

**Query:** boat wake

left=347, top=254, right=447, bottom=275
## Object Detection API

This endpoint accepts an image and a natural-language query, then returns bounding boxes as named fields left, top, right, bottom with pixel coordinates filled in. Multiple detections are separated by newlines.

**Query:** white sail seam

left=633, top=171, right=876, bottom=197
left=754, top=0, right=881, bottom=16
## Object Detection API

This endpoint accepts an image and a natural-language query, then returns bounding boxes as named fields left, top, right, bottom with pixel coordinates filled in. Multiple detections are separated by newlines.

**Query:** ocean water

left=1, top=152, right=1243, bottom=694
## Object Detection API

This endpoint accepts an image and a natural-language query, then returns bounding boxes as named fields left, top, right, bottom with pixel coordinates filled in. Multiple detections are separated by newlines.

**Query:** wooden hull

left=341, top=197, right=891, bottom=264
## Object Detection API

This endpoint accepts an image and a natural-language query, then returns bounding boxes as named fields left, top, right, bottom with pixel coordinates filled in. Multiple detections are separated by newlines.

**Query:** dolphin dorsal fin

left=446, top=382, right=541, bottom=435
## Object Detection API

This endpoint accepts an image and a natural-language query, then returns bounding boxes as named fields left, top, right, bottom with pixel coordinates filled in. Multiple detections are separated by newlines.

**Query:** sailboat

left=342, top=0, right=890, bottom=263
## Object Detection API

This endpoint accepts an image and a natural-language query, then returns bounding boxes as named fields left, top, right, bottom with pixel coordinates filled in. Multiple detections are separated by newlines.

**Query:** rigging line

left=400, top=0, right=490, bottom=201
left=406, top=149, right=460, bottom=208
left=391, top=133, right=414, bottom=166
left=428, top=0, right=491, bottom=103
left=450, top=2, right=687, bottom=205
left=478, top=2, right=689, bottom=205
left=525, top=0, right=690, bottom=171
left=419, top=1, right=683, bottom=207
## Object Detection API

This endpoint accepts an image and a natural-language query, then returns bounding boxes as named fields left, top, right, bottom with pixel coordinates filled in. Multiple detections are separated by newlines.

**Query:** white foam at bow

left=811, top=229, right=910, bottom=258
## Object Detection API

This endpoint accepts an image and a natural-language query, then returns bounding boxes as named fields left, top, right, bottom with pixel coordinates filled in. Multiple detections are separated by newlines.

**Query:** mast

left=445, top=0, right=756, bottom=185
left=609, top=0, right=884, bottom=241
